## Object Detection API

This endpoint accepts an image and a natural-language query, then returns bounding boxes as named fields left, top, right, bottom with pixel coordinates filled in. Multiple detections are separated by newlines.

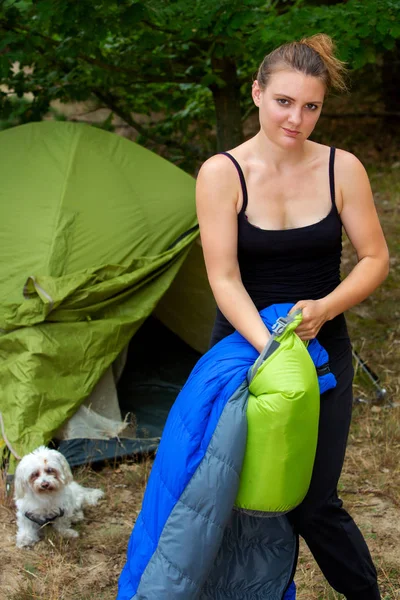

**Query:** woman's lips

left=282, top=128, right=300, bottom=137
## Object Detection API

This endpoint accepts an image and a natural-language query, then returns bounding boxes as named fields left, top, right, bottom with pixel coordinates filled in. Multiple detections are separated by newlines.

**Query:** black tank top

left=211, top=147, right=346, bottom=346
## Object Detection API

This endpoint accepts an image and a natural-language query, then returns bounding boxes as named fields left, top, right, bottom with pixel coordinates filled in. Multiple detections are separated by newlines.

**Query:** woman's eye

left=277, top=99, right=289, bottom=106
left=306, top=103, right=318, bottom=111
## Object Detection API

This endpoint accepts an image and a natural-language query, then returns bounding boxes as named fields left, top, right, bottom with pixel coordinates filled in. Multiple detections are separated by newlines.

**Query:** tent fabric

left=154, top=239, right=217, bottom=354
left=58, top=438, right=160, bottom=469
left=59, top=314, right=205, bottom=467
left=0, top=121, right=202, bottom=468
left=118, top=304, right=337, bottom=600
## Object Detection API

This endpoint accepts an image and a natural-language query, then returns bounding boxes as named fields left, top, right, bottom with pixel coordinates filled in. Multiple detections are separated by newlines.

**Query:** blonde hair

left=257, top=34, right=347, bottom=93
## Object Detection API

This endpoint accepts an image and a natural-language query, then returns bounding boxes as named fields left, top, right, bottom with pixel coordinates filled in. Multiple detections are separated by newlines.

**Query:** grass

left=0, top=457, right=153, bottom=600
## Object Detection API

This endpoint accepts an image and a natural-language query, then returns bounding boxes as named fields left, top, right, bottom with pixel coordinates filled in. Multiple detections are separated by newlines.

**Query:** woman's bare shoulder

left=334, top=149, right=369, bottom=193
left=333, top=148, right=372, bottom=213
left=197, top=153, right=237, bottom=181
left=335, top=147, right=365, bottom=171
left=196, top=153, right=241, bottom=210
left=307, top=142, right=367, bottom=181
left=196, top=153, right=243, bottom=216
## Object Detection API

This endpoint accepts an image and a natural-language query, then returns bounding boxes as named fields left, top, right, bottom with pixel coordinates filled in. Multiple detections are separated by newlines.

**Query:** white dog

left=14, top=446, right=104, bottom=548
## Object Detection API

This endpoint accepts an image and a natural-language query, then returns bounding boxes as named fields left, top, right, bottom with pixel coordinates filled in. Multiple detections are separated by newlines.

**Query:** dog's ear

left=56, top=452, right=73, bottom=485
left=14, top=466, right=29, bottom=500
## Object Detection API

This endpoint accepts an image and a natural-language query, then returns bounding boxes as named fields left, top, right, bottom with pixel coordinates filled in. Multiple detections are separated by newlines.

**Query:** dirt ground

left=0, top=461, right=149, bottom=600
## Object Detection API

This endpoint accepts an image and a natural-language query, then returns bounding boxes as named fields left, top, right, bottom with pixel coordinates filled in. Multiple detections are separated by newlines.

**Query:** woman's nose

left=288, top=108, right=302, bottom=127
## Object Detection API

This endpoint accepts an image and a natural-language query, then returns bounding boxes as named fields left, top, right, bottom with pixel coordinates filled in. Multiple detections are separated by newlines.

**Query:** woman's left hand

left=289, top=299, right=330, bottom=341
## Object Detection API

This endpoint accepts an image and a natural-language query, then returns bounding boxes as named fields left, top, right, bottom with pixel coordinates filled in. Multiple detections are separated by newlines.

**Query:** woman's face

left=252, top=69, right=325, bottom=147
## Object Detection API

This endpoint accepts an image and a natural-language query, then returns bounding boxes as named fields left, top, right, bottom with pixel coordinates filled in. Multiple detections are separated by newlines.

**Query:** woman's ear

left=252, top=80, right=262, bottom=107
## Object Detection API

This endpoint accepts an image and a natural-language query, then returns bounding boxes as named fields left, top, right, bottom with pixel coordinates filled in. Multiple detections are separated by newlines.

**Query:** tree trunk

left=210, top=57, right=243, bottom=152
left=382, top=41, right=400, bottom=127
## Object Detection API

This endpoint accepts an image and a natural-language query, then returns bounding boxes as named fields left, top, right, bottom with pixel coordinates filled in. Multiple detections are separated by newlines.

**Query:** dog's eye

left=30, top=470, right=40, bottom=480
left=45, top=467, right=56, bottom=475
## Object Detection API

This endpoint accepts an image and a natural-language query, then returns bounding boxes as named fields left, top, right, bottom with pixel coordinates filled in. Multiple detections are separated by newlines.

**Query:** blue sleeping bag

left=118, top=304, right=336, bottom=599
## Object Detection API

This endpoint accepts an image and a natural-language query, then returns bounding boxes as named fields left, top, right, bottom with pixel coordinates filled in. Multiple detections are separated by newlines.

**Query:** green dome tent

left=0, top=121, right=215, bottom=471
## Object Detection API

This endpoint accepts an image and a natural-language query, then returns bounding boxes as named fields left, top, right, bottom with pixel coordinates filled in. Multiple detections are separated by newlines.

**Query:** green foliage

left=0, top=0, right=399, bottom=168
left=262, top=0, right=400, bottom=68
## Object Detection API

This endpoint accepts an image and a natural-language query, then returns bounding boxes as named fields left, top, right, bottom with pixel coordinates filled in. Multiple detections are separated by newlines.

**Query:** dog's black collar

left=24, top=508, right=65, bottom=527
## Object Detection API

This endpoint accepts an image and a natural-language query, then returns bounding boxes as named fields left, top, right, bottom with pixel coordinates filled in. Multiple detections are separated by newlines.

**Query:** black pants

left=288, top=336, right=380, bottom=600
left=210, top=317, right=380, bottom=600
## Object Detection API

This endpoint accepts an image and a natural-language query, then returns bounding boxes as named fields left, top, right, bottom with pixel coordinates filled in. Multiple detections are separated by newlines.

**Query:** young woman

left=196, top=34, right=389, bottom=600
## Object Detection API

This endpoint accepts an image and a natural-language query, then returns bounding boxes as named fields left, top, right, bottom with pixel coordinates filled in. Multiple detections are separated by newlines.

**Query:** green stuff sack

left=235, top=311, right=320, bottom=515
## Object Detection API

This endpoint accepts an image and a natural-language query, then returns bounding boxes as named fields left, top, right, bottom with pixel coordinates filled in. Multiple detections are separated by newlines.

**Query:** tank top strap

left=219, top=152, right=248, bottom=213
left=329, top=146, right=338, bottom=212
left=220, top=149, right=337, bottom=216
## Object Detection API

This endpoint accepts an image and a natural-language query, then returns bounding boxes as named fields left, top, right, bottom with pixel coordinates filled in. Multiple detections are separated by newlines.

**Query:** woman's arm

left=196, top=155, right=271, bottom=352
left=292, top=150, right=390, bottom=340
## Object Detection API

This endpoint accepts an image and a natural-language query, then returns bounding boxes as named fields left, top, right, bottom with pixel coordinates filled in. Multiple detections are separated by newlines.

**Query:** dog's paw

left=58, top=528, right=79, bottom=539
left=16, top=533, right=39, bottom=548
left=71, top=510, right=85, bottom=523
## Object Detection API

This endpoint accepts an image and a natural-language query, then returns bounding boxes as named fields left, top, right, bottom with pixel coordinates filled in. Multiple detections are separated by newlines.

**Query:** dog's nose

left=40, top=481, right=50, bottom=489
